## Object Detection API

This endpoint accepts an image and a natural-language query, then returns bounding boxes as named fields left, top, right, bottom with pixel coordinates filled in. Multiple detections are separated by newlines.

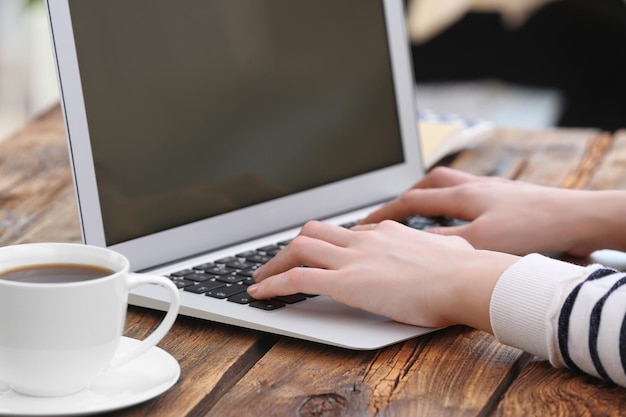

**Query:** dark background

left=406, top=0, right=626, bottom=132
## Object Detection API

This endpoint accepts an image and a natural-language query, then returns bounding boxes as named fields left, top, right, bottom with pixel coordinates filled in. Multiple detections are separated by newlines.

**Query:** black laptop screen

left=68, top=0, right=405, bottom=245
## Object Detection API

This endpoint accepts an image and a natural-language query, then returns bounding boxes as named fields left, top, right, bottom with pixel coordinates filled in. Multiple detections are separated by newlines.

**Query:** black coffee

left=0, top=264, right=113, bottom=283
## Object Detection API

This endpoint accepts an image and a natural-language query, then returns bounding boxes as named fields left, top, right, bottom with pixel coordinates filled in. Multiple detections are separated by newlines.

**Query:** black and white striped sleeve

left=490, top=253, right=626, bottom=387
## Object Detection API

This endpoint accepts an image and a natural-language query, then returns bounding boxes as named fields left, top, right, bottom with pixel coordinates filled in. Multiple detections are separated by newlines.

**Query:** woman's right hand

left=361, top=167, right=619, bottom=257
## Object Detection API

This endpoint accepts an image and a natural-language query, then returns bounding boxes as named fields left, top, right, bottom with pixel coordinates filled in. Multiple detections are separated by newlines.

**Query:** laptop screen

left=68, top=0, right=405, bottom=246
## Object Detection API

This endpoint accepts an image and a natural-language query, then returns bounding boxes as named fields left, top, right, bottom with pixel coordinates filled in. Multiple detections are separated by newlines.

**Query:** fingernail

left=247, top=284, right=259, bottom=295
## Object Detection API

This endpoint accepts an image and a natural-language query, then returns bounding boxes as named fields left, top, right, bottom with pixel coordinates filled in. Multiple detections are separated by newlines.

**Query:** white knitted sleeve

left=490, top=254, right=626, bottom=386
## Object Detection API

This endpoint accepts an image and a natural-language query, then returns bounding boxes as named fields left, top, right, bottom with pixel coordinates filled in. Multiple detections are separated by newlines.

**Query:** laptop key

left=272, top=294, right=307, bottom=304
left=170, top=278, right=194, bottom=289
left=249, top=300, right=286, bottom=311
left=239, top=276, right=255, bottom=286
left=257, top=244, right=280, bottom=253
left=170, top=269, right=195, bottom=278
left=438, top=217, right=471, bottom=227
left=400, top=215, right=470, bottom=230
left=340, top=221, right=358, bottom=228
left=237, top=268, right=257, bottom=278
left=236, top=250, right=257, bottom=258
left=193, top=262, right=217, bottom=271
left=206, top=284, right=247, bottom=299
left=204, top=266, right=236, bottom=275
left=216, top=274, right=246, bottom=284
left=225, top=260, right=256, bottom=270
left=228, top=292, right=257, bottom=305
left=185, top=281, right=225, bottom=294
left=245, top=254, right=271, bottom=264
left=214, top=256, right=238, bottom=264
left=184, top=272, right=216, bottom=282
left=400, top=215, right=441, bottom=230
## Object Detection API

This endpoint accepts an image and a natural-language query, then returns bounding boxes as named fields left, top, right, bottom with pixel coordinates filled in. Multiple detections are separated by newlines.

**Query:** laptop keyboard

left=166, top=215, right=468, bottom=311
left=168, top=239, right=299, bottom=311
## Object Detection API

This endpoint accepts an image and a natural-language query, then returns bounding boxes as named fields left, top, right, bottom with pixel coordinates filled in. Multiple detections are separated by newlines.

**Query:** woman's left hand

left=249, top=219, right=518, bottom=331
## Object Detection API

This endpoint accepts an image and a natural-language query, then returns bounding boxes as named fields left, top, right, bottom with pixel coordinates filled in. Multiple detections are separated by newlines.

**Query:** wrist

left=447, top=251, right=520, bottom=333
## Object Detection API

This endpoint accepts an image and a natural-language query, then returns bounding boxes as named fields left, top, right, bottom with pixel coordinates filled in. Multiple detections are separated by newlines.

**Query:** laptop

left=46, top=0, right=437, bottom=349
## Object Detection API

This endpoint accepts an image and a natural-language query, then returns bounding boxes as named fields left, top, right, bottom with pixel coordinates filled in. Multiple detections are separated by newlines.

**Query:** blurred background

left=407, top=0, right=626, bottom=133
left=1, top=0, right=624, bottom=143
left=0, top=0, right=57, bottom=141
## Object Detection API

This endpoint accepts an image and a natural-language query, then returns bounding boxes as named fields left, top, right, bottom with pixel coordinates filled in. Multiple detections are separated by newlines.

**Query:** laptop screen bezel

left=46, top=0, right=423, bottom=271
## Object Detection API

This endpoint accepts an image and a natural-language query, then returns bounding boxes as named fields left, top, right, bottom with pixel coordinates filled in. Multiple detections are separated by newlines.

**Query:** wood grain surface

left=2, top=106, right=625, bottom=417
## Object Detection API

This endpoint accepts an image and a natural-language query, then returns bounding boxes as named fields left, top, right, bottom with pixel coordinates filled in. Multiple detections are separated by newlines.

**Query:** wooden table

left=2, top=106, right=626, bottom=416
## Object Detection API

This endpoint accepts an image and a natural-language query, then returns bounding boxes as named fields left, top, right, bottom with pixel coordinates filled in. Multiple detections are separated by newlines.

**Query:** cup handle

left=109, top=273, right=181, bottom=368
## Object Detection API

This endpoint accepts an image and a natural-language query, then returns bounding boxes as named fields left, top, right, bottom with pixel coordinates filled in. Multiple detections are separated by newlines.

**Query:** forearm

left=523, top=189, right=626, bottom=257
left=570, top=190, right=626, bottom=255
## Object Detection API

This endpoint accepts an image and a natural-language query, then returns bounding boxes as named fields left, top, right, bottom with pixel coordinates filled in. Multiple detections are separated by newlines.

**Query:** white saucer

left=0, top=337, right=180, bottom=416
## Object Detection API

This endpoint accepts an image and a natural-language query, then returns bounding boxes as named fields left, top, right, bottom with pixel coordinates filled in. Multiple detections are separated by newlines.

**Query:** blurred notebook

left=47, top=0, right=439, bottom=349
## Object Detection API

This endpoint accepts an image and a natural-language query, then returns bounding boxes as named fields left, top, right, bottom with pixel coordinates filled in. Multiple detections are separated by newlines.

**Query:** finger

left=298, top=220, right=352, bottom=248
left=255, top=222, right=354, bottom=281
left=361, top=187, right=473, bottom=224
left=248, top=267, right=338, bottom=300
left=254, top=235, right=346, bottom=281
left=413, top=166, right=480, bottom=190
left=426, top=224, right=471, bottom=240
left=359, top=168, right=482, bottom=225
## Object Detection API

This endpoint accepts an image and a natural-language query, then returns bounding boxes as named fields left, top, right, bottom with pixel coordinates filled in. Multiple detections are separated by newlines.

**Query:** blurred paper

left=418, top=111, right=493, bottom=169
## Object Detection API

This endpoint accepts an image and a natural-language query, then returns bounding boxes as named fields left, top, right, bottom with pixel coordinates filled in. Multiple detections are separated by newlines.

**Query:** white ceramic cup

left=0, top=243, right=181, bottom=397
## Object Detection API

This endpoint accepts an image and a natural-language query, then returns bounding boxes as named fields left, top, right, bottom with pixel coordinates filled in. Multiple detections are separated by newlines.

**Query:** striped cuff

left=489, top=254, right=587, bottom=364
